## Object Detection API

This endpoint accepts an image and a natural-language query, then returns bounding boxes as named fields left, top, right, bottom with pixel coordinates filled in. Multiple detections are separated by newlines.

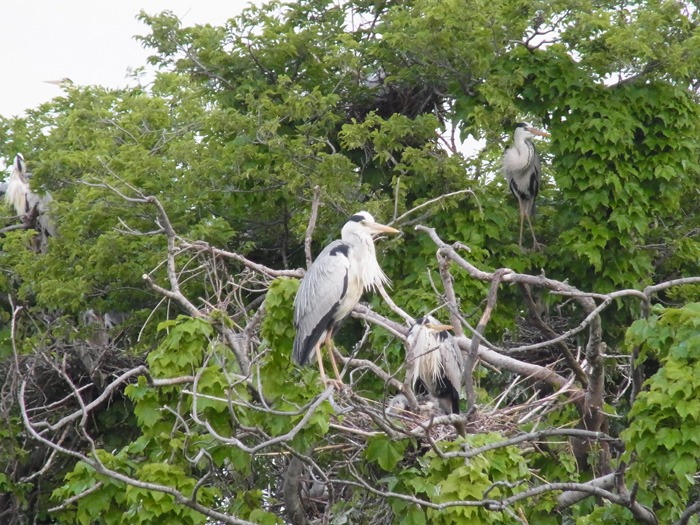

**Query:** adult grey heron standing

left=5, top=153, right=31, bottom=217
left=293, top=211, right=399, bottom=384
left=4, top=153, right=57, bottom=250
left=502, top=123, right=550, bottom=249
left=406, top=316, right=463, bottom=415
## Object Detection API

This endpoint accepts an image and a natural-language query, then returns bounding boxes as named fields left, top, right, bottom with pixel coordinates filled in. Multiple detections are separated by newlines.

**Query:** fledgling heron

left=503, top=122, right=549, bottom=249
left=406, top=316, right=463, bottom=415
left=293, top=211, right=399, bottom=385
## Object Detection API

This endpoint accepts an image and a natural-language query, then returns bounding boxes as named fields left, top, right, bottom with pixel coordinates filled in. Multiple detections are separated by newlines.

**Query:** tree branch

left=303, top=185, right=321, bottom=269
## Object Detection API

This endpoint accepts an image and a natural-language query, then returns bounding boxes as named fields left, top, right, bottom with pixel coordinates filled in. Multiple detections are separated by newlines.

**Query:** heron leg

left=324, top=332, right=344, bottom=385
left=518, top=203, right=526, bottom=248
left=525, top=212, right=542, bottom=251
left=314, top=343, right=329, bottom=384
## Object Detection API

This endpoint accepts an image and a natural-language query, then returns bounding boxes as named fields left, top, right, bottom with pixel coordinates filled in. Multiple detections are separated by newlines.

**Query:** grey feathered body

left=503, top=138, right=540, bottom=217
left=292, top=230, right=389, bottom=366
left=4, top=154, right=56, bottom=238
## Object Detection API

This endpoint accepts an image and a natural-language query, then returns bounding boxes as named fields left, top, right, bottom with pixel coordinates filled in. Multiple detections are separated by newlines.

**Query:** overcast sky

left=0, top=1, right=255, bottom=118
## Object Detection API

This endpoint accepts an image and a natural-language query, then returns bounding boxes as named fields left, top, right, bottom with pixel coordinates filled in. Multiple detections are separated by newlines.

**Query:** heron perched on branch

left=293, top=211, right=399, bottom=385
left=44, top=78, right=74, bottom=89
left=503, top=123, right=550, bottom=249
left=5, top=153, right=32, bottom=217
left=406, top=316, right=463, bottom=415
left=4, top=153, right=57, bottom=248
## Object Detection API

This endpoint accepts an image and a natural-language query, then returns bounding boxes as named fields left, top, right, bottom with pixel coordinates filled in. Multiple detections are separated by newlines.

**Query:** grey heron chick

left=503, top=122, right=549, bottom=249
left=406, top=316, right=463, bottom=415
left=293, top=211, right=399, bottom=384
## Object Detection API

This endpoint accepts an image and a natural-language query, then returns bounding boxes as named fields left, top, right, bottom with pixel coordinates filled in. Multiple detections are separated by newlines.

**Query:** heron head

left=345, top=211, right=400, bottom=236
left=413, top=315, right=453, bottom=333
left=13, top=153, right=25, bottom=174
left=514, top=122, right=550, bottom=140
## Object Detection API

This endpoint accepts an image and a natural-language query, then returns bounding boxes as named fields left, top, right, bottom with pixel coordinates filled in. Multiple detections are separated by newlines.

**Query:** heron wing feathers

left=407, top=325, right=464, bottom=414
left=441, top=337, right=463, bottom=398
left=292, top=240, right=352, bottom=365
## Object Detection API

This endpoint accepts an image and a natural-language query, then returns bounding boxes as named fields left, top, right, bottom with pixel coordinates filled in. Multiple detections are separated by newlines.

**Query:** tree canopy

left=1, top=0, right=699, bottom=523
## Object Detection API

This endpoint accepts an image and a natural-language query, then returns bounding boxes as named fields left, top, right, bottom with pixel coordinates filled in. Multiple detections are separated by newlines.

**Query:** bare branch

left=675, top=499, right=700, bottom=525
left=48, top=482, right=104, bottom=513
left=181, top=240, right=303, bottom=278
left=304, top=185, right=322, bottom=268
left=391, top=189, right=477, bottom=226
left=376, top=284, right=413, bottom=324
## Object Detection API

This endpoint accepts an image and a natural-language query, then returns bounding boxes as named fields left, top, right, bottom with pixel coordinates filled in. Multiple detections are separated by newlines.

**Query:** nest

left=2, top=341, right=143, bottom=425
left=502, top=314, right=578, bottom=367
left=319, top=391, right=524, bottom=448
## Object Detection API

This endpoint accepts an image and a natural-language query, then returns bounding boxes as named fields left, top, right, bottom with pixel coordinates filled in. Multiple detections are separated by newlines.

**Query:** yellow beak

left=528, top=127, right=550, bottom=138
left=369, top=222, right=400, bottom=234
left=426, top=323, right=453, bottom=332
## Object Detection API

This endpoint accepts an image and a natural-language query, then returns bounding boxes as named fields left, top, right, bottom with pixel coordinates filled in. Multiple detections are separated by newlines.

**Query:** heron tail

left=292, top=337, right=312, bottom=366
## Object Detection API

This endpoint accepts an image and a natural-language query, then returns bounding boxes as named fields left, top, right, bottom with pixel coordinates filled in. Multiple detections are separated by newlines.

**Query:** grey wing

left=37, top=194, right=57, bottom=237
left=531, top=147, right=541, bottom=189
left=441, top=335, right=464, bottom=399
left=292, top=240, right=351, bottom=365
left=527, top=149, right=541, bottom=215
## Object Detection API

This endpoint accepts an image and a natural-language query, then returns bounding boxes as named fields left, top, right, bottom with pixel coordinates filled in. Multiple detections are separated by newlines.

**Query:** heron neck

left=410, top=330, right=444, bottom=385
left=509, top=139, right=535, bottom=171
left=348, top=232, right=389, bottom=291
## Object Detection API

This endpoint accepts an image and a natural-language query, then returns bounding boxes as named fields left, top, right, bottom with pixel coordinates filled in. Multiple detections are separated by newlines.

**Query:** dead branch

left=390, top=189, right=477, bottom=225
left=304, top=185, right=322, bottom=268
left=181, top=240, right=303, bottom=279
left=675, top=499, right=700, bottom=525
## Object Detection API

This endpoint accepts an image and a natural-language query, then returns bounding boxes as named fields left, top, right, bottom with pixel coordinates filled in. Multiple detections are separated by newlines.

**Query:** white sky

left=0, top=1, right=255, bottom=118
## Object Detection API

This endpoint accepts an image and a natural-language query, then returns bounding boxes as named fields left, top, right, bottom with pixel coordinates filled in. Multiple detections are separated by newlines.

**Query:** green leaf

left=364, top=435, right=406, bottom=472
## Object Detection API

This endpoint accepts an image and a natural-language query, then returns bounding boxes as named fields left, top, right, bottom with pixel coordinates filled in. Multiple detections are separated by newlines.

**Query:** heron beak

left=426, top=323, right=453, bottom=332
left=528, top=127, right=550, bottom=138
left=369, top=222, right=400, bottom=234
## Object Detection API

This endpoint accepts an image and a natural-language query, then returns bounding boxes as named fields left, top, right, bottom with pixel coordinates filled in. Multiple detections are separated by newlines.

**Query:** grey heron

left=44, top=78, right=74, bottom=88
left=406, top=316, right=463, bottom=415
left=5, top=153, right=32, bottom=217
left=502, top=122, right=549, bottom=249
left=293, top=211, right=399, bottom=384
left=5, top=153, right=31, bottom=217
left=4, top=153, right=56, bottom=248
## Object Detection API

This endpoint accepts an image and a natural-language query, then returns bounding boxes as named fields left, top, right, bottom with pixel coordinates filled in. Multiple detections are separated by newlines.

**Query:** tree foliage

left=1, top=0, right=699, bottom=523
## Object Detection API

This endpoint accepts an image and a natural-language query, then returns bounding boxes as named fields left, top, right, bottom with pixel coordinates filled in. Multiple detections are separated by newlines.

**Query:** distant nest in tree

left=2, top=341, right=144, bottom=424
left=317, top=393, right=521, bottom=447
left=346, top=74, right=445, bottom=122
left=502, top=314, right=577, bottom=366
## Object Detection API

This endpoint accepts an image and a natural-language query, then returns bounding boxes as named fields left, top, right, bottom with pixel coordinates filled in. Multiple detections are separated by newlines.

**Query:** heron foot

left=519, top=241, right=546, bottom=253
left=322, top=377, right=346, bottom=391
left=531, top=241, right=546, bottom=252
